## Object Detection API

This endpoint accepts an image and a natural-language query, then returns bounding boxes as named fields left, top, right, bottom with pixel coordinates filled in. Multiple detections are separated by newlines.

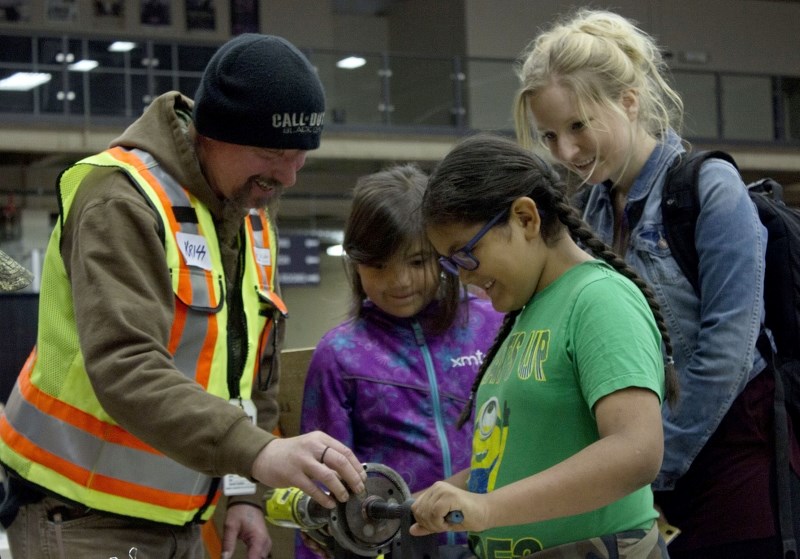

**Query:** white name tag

left=223, top=473, right=257, bottom=496
left=176, top=232, right=212, bottom=271
left=255, top=247, right=271, bottom=266
left=223, top=399, right=258, bottom=496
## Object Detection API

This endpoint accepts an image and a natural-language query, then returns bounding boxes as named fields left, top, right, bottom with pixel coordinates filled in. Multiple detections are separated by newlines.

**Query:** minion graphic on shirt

left=468, top=397, right=510, bottom=493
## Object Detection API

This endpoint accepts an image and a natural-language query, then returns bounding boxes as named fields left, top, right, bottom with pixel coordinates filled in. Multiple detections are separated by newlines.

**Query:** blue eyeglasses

left=438, top=209, right=507, bottom=275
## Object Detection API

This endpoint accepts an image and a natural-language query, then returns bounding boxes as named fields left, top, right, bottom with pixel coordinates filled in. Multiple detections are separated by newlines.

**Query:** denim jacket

left=581, top=130, right=767, bottom=490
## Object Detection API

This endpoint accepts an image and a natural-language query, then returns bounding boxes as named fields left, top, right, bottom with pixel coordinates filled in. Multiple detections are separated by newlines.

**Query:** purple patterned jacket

left=296, top=294, right=503, bottom=557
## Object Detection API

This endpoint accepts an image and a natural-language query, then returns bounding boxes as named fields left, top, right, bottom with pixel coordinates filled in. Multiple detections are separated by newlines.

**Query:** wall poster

left=230, top=0, right=258, bottom=35
left=0, top=1, right=30, bottom=22
left=45, top=0, right=78, bottom=23
left=140, top=0, right=170, bottom=26
left=186, top=0, right=215, bottom=31
left=93, top=0, right=124, bottom=28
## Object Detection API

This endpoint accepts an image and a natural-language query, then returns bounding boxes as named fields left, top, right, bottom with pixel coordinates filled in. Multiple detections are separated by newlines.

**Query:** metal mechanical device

left=264, top=463, right=463, bottom=558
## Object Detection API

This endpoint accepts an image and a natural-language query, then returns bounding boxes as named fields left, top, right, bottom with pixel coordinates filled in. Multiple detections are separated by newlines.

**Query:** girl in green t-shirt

left=410, top=133, right=678, bottom=559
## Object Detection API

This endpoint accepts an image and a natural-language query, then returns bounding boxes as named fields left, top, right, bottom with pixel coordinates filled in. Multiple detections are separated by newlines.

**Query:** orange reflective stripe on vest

left=244, top=209, right=288, bottom=384
left=108, top=147, right=224, bottom=386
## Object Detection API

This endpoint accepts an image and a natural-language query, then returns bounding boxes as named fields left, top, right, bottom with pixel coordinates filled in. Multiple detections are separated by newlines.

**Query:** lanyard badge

left=223, top=398, right=258, bottom=496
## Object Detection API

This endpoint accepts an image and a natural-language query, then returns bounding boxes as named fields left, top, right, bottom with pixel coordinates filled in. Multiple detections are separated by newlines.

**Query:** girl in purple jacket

left=297, top=164, right=504, bottom=559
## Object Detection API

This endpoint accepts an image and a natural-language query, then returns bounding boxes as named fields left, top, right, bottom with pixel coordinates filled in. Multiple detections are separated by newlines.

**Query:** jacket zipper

left=412, top=320, right=455, bottom=546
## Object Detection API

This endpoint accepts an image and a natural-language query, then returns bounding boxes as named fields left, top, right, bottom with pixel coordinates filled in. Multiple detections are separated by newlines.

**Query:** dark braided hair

left=422, top=133, right=678, bottom=428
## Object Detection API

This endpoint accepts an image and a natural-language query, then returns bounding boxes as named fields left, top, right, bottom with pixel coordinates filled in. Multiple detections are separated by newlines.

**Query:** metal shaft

left=363, top=498, right=407, bottom=519
left=363, top=498, right=463, bottom=524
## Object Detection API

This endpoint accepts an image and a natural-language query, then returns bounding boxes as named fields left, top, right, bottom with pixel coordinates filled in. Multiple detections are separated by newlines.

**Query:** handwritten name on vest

left=176, top=232, right=212, bottom=270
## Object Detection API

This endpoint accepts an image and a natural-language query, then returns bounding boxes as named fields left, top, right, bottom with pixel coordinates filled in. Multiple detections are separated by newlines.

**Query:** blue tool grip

left=444, top=510, right=464, bottom=524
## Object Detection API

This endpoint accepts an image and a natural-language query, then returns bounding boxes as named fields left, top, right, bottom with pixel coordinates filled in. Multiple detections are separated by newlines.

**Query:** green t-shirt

left=467, top=261, right=664, bottom=558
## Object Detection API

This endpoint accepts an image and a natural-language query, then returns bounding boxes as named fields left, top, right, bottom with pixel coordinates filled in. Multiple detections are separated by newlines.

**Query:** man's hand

left=222, top=502, right=272, bottom=559
left=252, top=431, right=367, bottom=508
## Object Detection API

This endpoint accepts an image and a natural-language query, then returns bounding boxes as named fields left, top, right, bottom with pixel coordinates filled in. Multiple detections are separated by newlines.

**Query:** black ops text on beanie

left=193, top=34, right=325, bottom=150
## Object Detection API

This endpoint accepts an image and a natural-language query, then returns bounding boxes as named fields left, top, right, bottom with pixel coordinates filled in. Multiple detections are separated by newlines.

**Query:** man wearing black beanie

left=0, top=34, right=366, bottom=559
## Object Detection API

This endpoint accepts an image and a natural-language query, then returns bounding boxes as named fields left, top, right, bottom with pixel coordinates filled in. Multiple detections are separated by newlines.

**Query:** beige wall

left=653, top=0, right=800, bottom=75
left=282, top=252, right=351, bottom=349
left=464, top=0, right=800, bottom=75
left=388, top=0, right=466, bottom=56
left=464, top=0, right=650, bottom=59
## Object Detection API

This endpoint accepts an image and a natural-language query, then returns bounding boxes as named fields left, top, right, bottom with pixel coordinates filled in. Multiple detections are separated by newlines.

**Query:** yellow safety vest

left=0, top=147, right=287, bottom=525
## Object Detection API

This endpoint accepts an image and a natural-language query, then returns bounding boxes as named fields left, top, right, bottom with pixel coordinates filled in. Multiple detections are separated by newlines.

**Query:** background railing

left=1, top=31, right=800, bottom=145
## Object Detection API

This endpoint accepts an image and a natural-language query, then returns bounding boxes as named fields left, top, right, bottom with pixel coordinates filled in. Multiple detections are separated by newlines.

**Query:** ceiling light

left=108, top=41, right=136, bottom=52
left=336, top=56, right=366, bottom=70
left=0, top=72, right=52, bottom=91
left=68, top=59, right=99, bottom=72
left=326, top=244, right=345, bottom=257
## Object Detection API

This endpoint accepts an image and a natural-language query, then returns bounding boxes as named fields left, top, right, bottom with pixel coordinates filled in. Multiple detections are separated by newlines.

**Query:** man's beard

left=229, top=176, right=284, bottom=209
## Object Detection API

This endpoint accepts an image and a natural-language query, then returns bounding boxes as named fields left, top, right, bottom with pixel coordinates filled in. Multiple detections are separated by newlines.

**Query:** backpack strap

left=661, top=150, right=738, bottom=295
left=773, top=358, right=799, bottom=558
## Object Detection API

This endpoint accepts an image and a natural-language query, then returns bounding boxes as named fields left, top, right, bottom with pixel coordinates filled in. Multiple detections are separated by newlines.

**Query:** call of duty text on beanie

left=193, top=34, right=325, bottom=150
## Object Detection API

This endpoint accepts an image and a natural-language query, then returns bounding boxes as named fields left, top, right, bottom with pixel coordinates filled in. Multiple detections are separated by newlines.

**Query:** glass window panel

left=126, top=43, right=148, bottom=69
left=389, top=55, right=454, bottom=127
left=88, top=71, right=127, bottom=116
left=177, top=44, right=217, bottom=72
left=0, top=35, right=32, bottom=63
left=40, top=80, right=74, bottom=114
left=66, top=71, right=86, bottom=116
left=127, top=70, right=174, bottom=114
left=36, top=74, right=85, bottom=117
left=34, top=37, right=82, bottom=116
left=38, top=71, right=66, bottom=114
left=37, top=36, right=64, bottom=66
left=149, top=74, right=176, bottom=100
left=134, top=75, right=149, bottom=113
left=67, top=38, right=83, bottom=65
left=133, top=42, right=171, bottom=72
left=38, top=74, right=65, bottom=112
left=37, top=37, right=82, bottom=66
left=87, top=39, right=131, bottom=69
left=131, top=74, right=153, bottom=114
left=152, top=43, right=173, bottom=70
left=671, top=71, right=718, bottom=139
left=466, top=59, right=517, bottom=131
left=721, top=75, right=773, bottom=141
left=781, top=78, right=800, bottom=142
left=309, top=51, right=384, bottom=126
left=179, top=76, right=202, bottom=101
left=0, top=89, right=35, bottom=113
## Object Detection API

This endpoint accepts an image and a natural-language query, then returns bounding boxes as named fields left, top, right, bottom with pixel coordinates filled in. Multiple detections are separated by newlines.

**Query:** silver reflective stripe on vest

left=248, top=210, right=271, bottom=288
left=4, top=383, right=210, bottom=497
left=128, top=148, right=220, bottom=381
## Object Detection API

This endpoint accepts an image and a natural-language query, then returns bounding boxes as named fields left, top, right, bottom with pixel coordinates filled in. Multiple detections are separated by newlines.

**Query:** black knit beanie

left=193, top=34, right=325, bottom=150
